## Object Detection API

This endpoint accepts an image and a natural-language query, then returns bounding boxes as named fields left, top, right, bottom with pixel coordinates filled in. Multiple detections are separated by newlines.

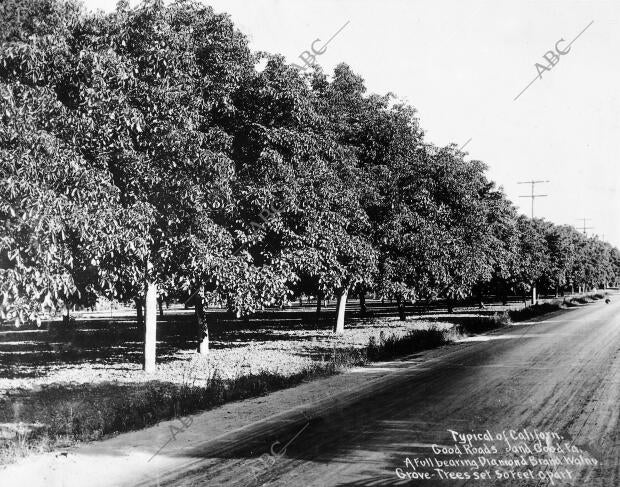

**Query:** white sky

left=83, top=0, right=620, bottom=247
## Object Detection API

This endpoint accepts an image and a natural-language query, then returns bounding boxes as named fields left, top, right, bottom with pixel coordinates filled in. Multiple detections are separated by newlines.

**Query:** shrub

left=455, top=312, right=511, bottom=334
left=508, top=302, right=563, bottom=322
left=366, top=327, right=449, bottom=361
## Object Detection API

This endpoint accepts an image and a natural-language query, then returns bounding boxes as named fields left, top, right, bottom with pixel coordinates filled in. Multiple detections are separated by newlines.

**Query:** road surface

left=153, top=298, right=619, bottom=486
left=1, top=297, right=618, bottom=486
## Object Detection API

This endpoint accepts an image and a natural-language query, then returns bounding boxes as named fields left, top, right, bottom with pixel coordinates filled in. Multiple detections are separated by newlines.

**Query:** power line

left=459, top=137, right=472, bottom=151
left=518, top=180, right=549, bottom=218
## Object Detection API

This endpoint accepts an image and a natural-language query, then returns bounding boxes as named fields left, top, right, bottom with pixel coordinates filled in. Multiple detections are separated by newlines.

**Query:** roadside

left=0, top=291, right=609, bottom=467
left=0, top=332, right=496, bottom=487
left=0, top=293, right=613, bottom=486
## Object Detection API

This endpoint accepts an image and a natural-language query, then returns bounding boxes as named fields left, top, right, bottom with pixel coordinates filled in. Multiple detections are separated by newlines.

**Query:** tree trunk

left=158, top=298, right=164, bottom=317
left=396, top=296, right=406, bottom=320
left=195, top=291, right=209, bottom=355
left=143, top=263, right=157, bottom=373
left=446, top=297, right=454, bottom=314
left=63, top=306, right=70, bottom=325
left=531, top=285, right=537, bottom=305
left=315, top=291, right=323, bottom=325
left=359, top=292, right=367, bottom=316
left=333, top=288, right=348, bottom=334
left=500, top=283, right=508, bottom=306
left=135, top=297, right=144, bottom=336
left=133, top=298, right=144, bottom=326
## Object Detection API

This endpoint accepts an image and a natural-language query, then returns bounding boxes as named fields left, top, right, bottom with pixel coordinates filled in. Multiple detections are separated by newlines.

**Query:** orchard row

left=1, top=0, right=618, bottom=370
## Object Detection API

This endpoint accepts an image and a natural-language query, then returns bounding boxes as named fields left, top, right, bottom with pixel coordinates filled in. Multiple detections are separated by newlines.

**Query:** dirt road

left=2, top=297, right=618, bottom=486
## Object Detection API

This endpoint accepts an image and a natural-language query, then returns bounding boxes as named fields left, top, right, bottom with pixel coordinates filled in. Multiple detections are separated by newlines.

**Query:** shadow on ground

left=0, top=297, right=546, bottom=380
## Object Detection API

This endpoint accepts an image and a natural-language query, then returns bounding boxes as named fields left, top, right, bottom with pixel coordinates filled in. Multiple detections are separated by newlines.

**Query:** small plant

left=0, top=425, right=49, bottom=465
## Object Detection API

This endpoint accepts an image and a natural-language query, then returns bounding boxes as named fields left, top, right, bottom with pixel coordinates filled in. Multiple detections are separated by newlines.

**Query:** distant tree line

left=1, top=0, right=618, bottom=370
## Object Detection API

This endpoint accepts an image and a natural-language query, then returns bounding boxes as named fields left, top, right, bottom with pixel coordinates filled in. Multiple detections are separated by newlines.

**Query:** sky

left=83, top=0, right=620, bottom=247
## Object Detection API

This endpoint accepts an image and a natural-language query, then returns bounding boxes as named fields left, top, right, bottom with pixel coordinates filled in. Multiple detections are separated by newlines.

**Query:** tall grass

left=507, top=291, right=608, bottom=321
left=366, top=327, right=450, bottom=361
left=454, top=312, right=511, bottom=334
left=508, top=302, right=564, bottom=321
left=0, top=363, right=349, bottom=458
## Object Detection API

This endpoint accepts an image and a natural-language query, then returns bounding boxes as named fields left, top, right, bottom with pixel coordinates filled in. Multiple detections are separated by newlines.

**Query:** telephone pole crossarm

left=517, top=180, right=550, bottom=218
left=576, top=218, right=593, bottom=235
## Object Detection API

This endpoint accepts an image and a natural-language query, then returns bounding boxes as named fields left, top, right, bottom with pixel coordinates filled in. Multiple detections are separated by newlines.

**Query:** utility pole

left=575, top=218, right=594, bottom=293
left=576, top=218, right=593, bottom=236
left=518, top=180, right=549, bottom=218
left=518, top=180, right=549, bottom=305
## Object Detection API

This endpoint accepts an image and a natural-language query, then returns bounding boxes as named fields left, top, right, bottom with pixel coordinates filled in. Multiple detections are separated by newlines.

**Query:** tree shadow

left=0, top=295, right=541, bottom=381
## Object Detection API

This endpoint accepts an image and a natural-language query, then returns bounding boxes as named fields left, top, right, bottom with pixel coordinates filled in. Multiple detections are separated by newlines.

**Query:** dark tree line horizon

left=1, top=0, right=619, bottom=371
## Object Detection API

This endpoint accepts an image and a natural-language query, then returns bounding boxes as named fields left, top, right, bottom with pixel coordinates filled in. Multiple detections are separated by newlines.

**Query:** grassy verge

left=0, top=362, right=345, bottom=464
left=0, top=327, right=447, bottom=464
left=366, top=327, right=450, bottom=361
left=508, top=301, right=564, bottom=321
left=453, top=313, right=511, bottom=334
left=508, top=291, right=607, bottom=322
